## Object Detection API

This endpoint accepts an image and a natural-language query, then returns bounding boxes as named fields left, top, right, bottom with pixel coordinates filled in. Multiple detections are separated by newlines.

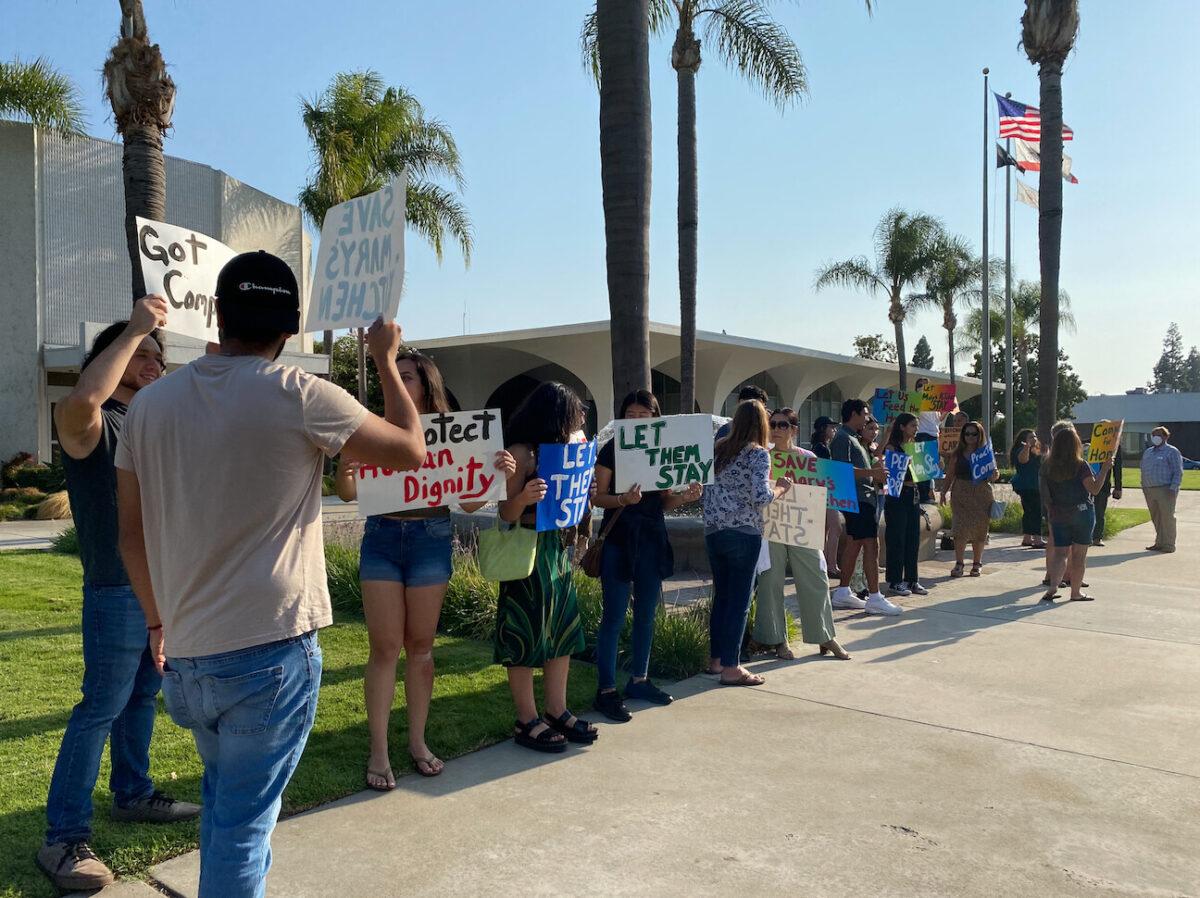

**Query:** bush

left=34, top=491, right=72, bottom=520
left=52, top=525, right=80, bottom=555
left=0, top=486, right=45, bottom=502
left=324, top=542, right=363, bottom=617
left=441, top=548, right=499, bottom=641
left=0, top=503, right=25, bottom=522
left=321, top=474, right=337, bottom=497
left=11, top=462, right=65, bottom=493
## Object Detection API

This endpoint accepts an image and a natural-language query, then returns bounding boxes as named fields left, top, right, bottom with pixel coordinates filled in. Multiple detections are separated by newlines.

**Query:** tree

left=595, top=0, right=654, bottom=415
left=103, top=0, right=176, bottom=300
left=905, top=234, right=986, bottom=389
left=815, top=208, right=943, bottom=390
left=961, top=345, right=1085, bottom=443
left=1150, top=322, right=1187, bottom=393
left=583, top=0, right=817, bottom=416
left=1184, top=346, right=1200, bottom=393
left=852, top=334, right=897, bottom=364
left=0, top=57, right=86, bottom=137
left=911, top=335, right=935, bottom=370
left=1021, top=0, right=1080, bottom=442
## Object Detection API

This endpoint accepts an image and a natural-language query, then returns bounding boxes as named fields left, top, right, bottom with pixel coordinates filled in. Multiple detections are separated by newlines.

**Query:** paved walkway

left=96, top=495, right=1200, bottom=897
left=0, top=518, right=71, bottom=552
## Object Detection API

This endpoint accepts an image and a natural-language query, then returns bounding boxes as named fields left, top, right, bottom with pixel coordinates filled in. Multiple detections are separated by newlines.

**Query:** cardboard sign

left=536, top=441, right=597, bottom=531
left=762, top=482, right=826, bottom=551
left=970, top=444, right=997, bottom=482
left=1087, top=419, right=1123, bottom=475
left=356, top=410, right=505, bottom=516
left=614, top=414, right=714, bottom=492
left=910, top=384, right=957, bottom=414
left=904, top=439, right=943, bottom=483
left=883, top=449, right=910, bottom=497
left=134, top=217, right=237, bottom=343
left=871, top=388, right=909, bottom=426
left=770, top=449, right=859, bottom=513
left=306, top=177, right=407, bottom=333
left=939, top=427, right=962, bottom=456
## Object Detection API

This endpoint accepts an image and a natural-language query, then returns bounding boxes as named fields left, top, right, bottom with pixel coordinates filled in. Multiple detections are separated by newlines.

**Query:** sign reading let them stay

left=762, top=482, right=826, bottom=551
left=903, top=439, right=943, bottom=482
left=614, top=414, right=715, bottom=492
left=135, top=217, right=237, bottom=343
left=537, top=440, right=597, bottom=531
left=356, top=409, right=506, bottom=517
left=306, top=176, right=406, bottom=333
left=1086, top=419, right=1123, bottom=474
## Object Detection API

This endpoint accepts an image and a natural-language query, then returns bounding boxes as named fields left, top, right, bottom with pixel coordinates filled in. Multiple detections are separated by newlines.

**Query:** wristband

left=147, top=623, right=163, bottom=631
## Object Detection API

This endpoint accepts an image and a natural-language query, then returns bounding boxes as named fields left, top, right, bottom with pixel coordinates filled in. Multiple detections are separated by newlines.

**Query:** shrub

left=11, top=463, right=65, bottom=493
left=1, top=451, right=35, bottom=486
left=324, top=542, right=363, bottom=617
left=321, top=474, right=336, bottom=497
left=0, top=486, right=45, bottom=502
left=52, top=526, right=80, bottom=555
left=0, top=503, right=24, bottom=522
left=441, top=547, right=499, bottom=641
left=34, top=491, right=72, bottom=520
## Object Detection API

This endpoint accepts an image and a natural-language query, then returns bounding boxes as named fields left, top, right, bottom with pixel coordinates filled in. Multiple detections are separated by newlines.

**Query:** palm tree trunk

left=674, top=26, right=700, bottom=416
left=890, top=291, right=907, bottom=391
left=120, top=127, right=167, bottom=299
left=1036, top=60, right=1065, bottom=442
left=947, top=327, right=957, bottom=389
left=597, top=0, right=653, bottom=418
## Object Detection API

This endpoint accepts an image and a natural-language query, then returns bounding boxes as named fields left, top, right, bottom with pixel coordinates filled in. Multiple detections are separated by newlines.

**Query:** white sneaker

left=831, top=586, right=867, bottom=609
left=865, top=593, right=903, bottom=616
left=888, top=582, right=912, bottom=597
left=907, top=581, right=929, bottom=596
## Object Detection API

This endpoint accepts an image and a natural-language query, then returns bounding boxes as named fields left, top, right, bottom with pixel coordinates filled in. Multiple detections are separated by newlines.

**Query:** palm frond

left=0, top=56, right=86, bottom=137
left=814, top=257, right=884, bottom=295
left=699, top=0, right=807, bottom=107
left=581, top=0, right=676, bottom=86
left=405, top=178, right=474, bottom=267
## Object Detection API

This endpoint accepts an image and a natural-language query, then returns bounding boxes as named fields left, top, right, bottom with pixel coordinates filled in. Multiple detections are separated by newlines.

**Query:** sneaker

left=831, top=586, right=867, bottom=610
left=907, top=582, right=929, bottom=596
left=625, top=679, right=673, bottom=705
left=36, top=841, right=114, bottom=891
left=864, top=593, right=903, bottom=616
left=111, top=790, right=201, bottom=824
left=593, top=689, right=631, bottom=722
left=888, top=582, right=912, bottom=597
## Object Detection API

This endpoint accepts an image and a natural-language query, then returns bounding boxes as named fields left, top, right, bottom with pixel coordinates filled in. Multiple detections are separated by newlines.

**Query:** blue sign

left=883, top=449, right=910, bottom=498
left=970, top=444, right=997, bottom=482
left=536, top=440, right=597, bottom=531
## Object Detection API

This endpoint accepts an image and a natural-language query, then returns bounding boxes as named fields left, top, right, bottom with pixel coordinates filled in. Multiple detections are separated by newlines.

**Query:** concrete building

left=414, top=321, right=983, bottom=434
left=1074, top=392, right=1200, bottom=460
left=0, top=122, right=326, bottom=463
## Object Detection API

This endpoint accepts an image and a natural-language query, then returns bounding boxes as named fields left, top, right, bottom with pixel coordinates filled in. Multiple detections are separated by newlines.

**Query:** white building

left=0, top=122, right=327, bottom=463
left=1073, top=392, right=1200, bottom=460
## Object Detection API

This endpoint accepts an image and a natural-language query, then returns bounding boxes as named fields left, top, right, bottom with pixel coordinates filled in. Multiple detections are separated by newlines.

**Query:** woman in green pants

left=754, top=408, right=850, bottom=660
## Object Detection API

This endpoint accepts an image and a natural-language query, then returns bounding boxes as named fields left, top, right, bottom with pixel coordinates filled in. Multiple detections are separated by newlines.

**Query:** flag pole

left=981, top=68, right=991, bottom=435
left=1004, top=91, right=1015, bottom=456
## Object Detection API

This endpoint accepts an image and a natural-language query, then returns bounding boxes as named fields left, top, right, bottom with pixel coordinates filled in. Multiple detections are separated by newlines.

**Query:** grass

left=0, top=550, right=599, bottom=898
left=1117, top=468, right=1200, bottom=491
left=939, top=503, right=1150, bottom=539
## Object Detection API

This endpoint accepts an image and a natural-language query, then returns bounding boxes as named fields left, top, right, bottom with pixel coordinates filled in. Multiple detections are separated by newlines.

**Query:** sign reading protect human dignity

left=356, top=409, right=506, bottom=517
left=769, top=449, right=859, bottom=513
left=1086, top=419, right=1123, bottom=475
left=970, top=444, right=997, bottom=482
left=762, top=482, right=826, bottom=551
left=536, top=440, right=597, bottom=531
left=903, top=439, right=943, bottom=482
left=613, top=414, right=714, bottom=492
left=135, top=217, right=237, bottom=343
left=306, top=176, right=406, bottom=333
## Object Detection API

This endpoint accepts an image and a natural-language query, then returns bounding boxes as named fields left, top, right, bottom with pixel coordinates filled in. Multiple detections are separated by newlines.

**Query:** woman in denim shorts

left=1039, top=426, right=1112, bottom=603
left=336, top=348, right=514, bottom=788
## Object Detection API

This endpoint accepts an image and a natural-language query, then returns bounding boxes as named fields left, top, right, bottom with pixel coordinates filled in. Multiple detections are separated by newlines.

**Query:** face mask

left=1151, top=435, right=1164, bottom=447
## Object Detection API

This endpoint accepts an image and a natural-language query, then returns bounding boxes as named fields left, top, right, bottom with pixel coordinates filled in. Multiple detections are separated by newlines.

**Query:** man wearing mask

left=1141, top=427, right=1183, bottom=553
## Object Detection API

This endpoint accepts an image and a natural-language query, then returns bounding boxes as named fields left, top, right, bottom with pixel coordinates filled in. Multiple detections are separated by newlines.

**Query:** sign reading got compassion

left=356, top=409, right=505, bottom=516
left=614, top=414, right=715, bottom=492
left=135, top=217, right=237, bottom=343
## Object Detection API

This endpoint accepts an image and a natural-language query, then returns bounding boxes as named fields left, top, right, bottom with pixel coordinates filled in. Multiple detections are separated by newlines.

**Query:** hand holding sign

left=536, top=441, right=597, bottom=531
left=762, top=482, right=826, bottom=551
left=135, top=217, right=237, bottom=343
left=883, top=450, right=910, bottom=497
left=970, top=444, right=998, bottom=482
left=130, top=295, right=169, bottom=336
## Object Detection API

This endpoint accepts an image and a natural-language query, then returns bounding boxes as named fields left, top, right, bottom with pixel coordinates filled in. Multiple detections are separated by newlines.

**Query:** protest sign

left=939, top=427, right=962, bottom=456
left=1086, top=419, right=1123, bottom=475
left=762, top=482, right=826, bottom=551
left=970, top=443, right=998, bottom=482
left=883, top=449, right=910, bottom=497
left=536, top=440, right=597, bottom=531
left=769, top=449, right=859, bottom=513
left=613, top=414, right=714, bottom=492
left=134, top=217, right=237, bottom=343
left=356, top=409, right=505, bottom=517
left=908, top=384, right=957, bottom=414
left=306, top=176, right=406, bottom=333
left=872, top=388, right=910, bottom=426
left=903, top=439, right=943, bottom=482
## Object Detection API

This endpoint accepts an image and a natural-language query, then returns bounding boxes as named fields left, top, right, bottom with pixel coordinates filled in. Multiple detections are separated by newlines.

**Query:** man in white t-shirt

left=116, top=251, right=427, bottom=898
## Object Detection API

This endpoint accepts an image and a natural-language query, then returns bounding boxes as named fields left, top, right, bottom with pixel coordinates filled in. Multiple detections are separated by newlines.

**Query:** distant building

left=1073, top=393, right=1200, bottom=459
left=0, top=122, right=327, bottom=463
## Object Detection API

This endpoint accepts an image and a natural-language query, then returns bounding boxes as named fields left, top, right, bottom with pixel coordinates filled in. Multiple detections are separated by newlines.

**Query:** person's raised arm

left=116, top=468, right=165, bottom=673
left=55, top=296, right=167, bottom=459
left=1084, top=457, right=1112, bottom=496
left=499, top=445, right=545, bottom=523
left=339, top=320, right=426, bottom=470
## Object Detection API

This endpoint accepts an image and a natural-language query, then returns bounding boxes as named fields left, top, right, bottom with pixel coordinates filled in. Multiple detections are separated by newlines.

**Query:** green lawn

left=940, top=503, right=1150, bottom=538
left=0, top=551, right=597, bottom=898
left=1114, top=468, right=1200, bottom=490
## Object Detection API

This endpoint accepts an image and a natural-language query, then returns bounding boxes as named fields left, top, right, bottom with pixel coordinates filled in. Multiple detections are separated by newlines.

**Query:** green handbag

left=477, top=517, right=538, bottom=581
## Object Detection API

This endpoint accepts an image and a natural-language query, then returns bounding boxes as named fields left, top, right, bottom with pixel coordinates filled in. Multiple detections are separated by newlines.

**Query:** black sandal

left=542, top=710, right=599, bottom=744
left=513, top=718, right=567, bottom=753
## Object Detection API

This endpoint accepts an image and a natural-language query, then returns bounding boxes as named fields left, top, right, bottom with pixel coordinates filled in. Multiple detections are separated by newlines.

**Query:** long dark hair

left=396, top=347, right=450, bottom=414
left=715, top=400, right=768, bottom=474
left=618, top=389, right=660, bottom=419
left=886, top=412, right=917, bottom=451
left=505, top=381, right=585, bottom=447
left=1044, top=427, right=1084, bottom=481
left=82, top=321, right=165, bottom=371
left=1011, top=428, right=1035, bottom=467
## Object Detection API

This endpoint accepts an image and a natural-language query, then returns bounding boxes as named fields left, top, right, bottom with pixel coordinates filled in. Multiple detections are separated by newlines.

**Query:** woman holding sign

left=939, top=421, right=999, bottom=577
left=882, top=413, right=928, bottom=598
left=1039, top=428, right=1112, bottom=602
left=1010, top=429, right=1047, bottom=549
left=496, top=382, right=595, bottom=752
left=590, top=391, right=703, bottom=722
left=755, top=409, right=848, bottom=661
left=335, top=348, right=515, bottom=787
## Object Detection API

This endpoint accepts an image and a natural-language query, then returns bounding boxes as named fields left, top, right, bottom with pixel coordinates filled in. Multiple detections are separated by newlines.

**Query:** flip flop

left=720, top=672, right=766, bottom=687
left=365, top=766, right=395, bottom=792
left=1069, top=594, right=1095, bottom=602
left=411, top=754, right=444, bottom=777
left=1039, top=592, right=1059, bottom=602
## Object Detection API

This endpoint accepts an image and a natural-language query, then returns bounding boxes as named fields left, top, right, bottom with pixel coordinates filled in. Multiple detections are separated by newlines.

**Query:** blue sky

left=5, top=0, right=1198, bottom=395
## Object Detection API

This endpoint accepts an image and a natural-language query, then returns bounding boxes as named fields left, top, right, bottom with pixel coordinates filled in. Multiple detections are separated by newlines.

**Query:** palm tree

left=584, top=0, right=812, bottom=414
left=905, top=235, right=985, bottom=390
left=815, top=208, right=943, bottom=390
left=299, top=71, right=472, bottom=401
left=102, top=0, right=176, bottom=300
left=0, top=57, right=86, bottom=136
left=594, top=0, right=654, bottom=414
left=1021, top=0, right=1079, bottom=442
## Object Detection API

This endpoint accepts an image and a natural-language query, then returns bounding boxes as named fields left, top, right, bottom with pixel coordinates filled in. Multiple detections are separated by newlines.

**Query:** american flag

left=995, top=94, right=1073, bottom=141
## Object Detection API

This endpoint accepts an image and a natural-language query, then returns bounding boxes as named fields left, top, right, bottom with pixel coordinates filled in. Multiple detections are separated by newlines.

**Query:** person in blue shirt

left=1141, top=426, right=1184, bottom=553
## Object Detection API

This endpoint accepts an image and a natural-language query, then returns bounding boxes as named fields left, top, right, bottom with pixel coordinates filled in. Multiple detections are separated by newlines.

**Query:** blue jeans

left=705, top=530, right=762, bottom=668
left=597, top=540, right=662, bottom=689
left=46, top=584, right=159, bottom=844
left=359, top=516, right=453, bottom=586
left=161, top=633, right=322, bottom=898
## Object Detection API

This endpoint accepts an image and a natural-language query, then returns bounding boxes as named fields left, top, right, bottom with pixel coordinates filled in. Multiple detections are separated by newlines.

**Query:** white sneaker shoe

left=865, top=593, right=903, bottom=616
left=907, top=581, right=929, bottom=596
left=888, top=582, right=912, bottom=597
left=831, top=586, right=867, bottom=609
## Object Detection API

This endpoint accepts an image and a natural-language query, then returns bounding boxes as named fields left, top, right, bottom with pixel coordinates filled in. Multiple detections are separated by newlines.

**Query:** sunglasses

left=770, top=420, right=794, bottom=429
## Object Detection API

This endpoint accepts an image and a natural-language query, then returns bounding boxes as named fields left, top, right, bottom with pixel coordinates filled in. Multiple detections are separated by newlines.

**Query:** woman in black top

left=882, top=413, right=927, bottom=597
left=810, top=416, right=841, bottom=573
left=1040, top=427, right=1112, bottom=602
left=591, top=391, right=702, bottom=721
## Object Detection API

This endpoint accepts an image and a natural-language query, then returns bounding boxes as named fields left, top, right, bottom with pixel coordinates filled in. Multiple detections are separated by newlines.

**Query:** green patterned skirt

left=494, top=530, right=586, bottom=667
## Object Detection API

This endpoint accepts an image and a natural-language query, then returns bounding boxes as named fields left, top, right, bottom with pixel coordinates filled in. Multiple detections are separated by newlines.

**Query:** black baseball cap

left=215, top=251, right=300, bottom=333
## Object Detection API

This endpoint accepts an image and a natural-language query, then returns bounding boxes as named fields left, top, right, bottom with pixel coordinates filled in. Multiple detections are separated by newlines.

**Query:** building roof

left=1072, top=393, right=1200, bottom=424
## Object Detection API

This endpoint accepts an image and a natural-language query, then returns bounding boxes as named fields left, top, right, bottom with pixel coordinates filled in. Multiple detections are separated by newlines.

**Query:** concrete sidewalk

left=116, top=496, right=1200, bottom=896
left=0, top=518, right=71, bottom=552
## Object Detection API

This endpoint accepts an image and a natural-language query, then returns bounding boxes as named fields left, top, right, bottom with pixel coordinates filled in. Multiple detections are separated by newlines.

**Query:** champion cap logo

left=238, top=281, right=292, bottom=297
